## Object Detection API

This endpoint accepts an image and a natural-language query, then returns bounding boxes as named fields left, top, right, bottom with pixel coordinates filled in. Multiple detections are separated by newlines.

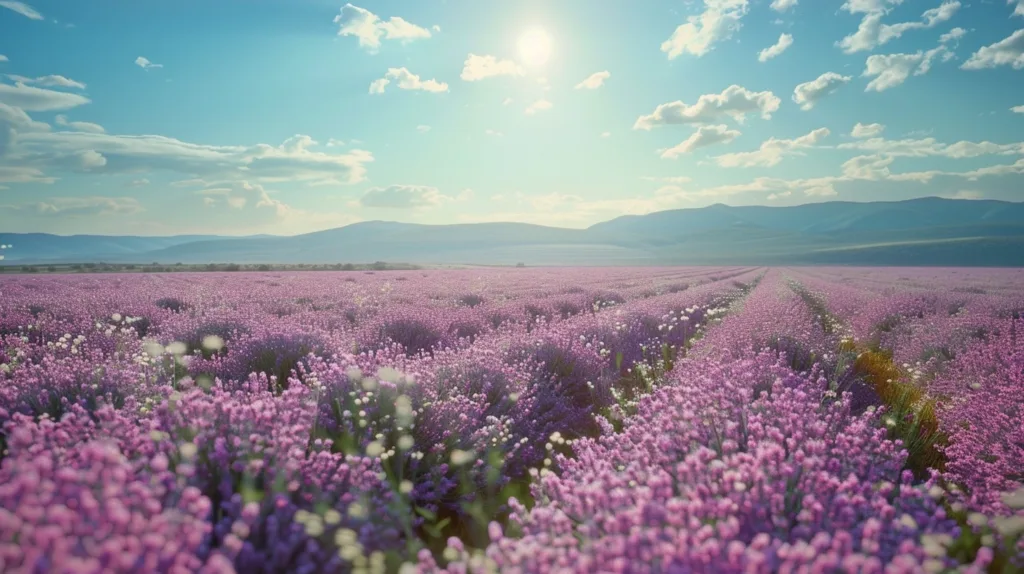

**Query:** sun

left=518, top=27, right=552, bottom=67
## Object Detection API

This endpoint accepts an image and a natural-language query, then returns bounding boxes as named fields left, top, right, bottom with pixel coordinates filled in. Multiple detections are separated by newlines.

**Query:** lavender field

left=1, top=267, right=1023, bottom=573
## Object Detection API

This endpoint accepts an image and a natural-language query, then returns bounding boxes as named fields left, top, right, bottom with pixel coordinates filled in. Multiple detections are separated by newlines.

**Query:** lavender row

left=429, top=271, right=1001, bottom=572
left=0, top=267, right=755, bottom=572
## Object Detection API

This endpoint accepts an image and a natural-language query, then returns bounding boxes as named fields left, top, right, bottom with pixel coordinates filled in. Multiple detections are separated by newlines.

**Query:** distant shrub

left=522, top=304, right=551, bottom=332
left=226, top=333, right=323, bottom=393
left=554, top=300, right=582, bottom=319
left=379, top=319, right=443, bottom=357
left=589, top=292, right=625, bottom=311
left=458, top=294, right=485, bottom=308
left=128, top=316, right=153, bottom=338
left=433, top=364, right=515, bottom=421
left=513, top=343, right=611, bottom=412
left=487, top=312, right=514, bottom=329
left=184, top=321, right=250, bottom=359
left=764, top=335, right=818, bottom=373
left=448, top=321, right=484, bottom=343
left=155, top=297, right=190, bottom=313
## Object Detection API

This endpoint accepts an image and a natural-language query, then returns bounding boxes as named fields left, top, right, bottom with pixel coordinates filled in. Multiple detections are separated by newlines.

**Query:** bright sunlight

left=517, top=27, right=552, bottom=67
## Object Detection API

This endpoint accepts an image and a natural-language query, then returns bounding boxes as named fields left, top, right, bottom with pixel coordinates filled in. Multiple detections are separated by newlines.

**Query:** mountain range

left=3, top=197, right=1024, bottom=267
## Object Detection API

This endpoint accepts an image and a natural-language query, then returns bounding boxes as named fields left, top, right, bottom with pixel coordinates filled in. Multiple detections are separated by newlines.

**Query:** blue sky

left=0, top=0, right=1023, bottom=236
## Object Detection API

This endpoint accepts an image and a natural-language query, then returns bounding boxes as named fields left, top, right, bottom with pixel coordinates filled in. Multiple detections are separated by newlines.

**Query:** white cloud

left=661, top=0, right=750, bottom=59
left=525, top=99, right=553, bottom=115
left=840, top=0, right=904, bottom=15
left=962, top=29, right=1024, bottom=70
left=634, top=85, right=781, bottom=130
left=958, top=158, right=1024, bottom=179
left=416, top=125, right=431, bottom=133
left=5, top=131, right=374, bottom=186
left=864, top=54, right=921, bottom=92
left=837, top=135, right=1023, bottom=158
left=804, top=184, right=838, bottom=196
left=6, top=75, right=86, bottom=89
left=770, top=0, right=798, bottom=12
left=134, top=57, right=163, bottom=70
left=792, top=72, right=851, bottom=110
left=54, top=114, right=105, bottom=134
left=0, top=81, right=91, bottom=111
left=0, top=101, right=49, bottom=133
left=837, top=1, right=960, bottom=54
left=1012, top=0, right=1024, bottom=17
left=512, top=142, right=1024, bottom=210
left=279, top=134, right=317, bottom=153
left=334, top=4, right=431, bottom=52
left=198, top=181, right=291, bottom=215
left=940, top=27, right=966, bottom=45
left=641, top=175, right=693, bottom=184
left=502, top=97, right=513, bottom=106
left=485, top=129, right=503, bottom=137
left=600, top=131, right=611, bottom=138
left=0, top=55, right=7, bottom=62
left=851, top=122, right=885, bottom=138
left=758, top=33, right=793, bottom=62
left=368, top=67, right=448, bottom=94
left=460, top=54, right=524, bottom=81
left=1012, top=105, right=1024, bottom=113
left=575, top=71, right=611, bottom=89
left=840, top=154, right=901, bottom=180
left=358, top=184, right=449, bottom=208
left=1, top=196, right=143, bottom=216
left=126, top=178, right=150, bottom=187
left=647, top=132, right=1024, bottom=203
left=326, top=138, right=346, bottom=147
left=0, top=1, right=42, bottom=20
left=864, top=46, right=947, bottom=91
left=432, top=25, right=441, bottom=32
left=714, top=127, right=829, bottom=167
left=0, top=165, right=55, bottom=185
left=660, top=124, right=741, bottom=159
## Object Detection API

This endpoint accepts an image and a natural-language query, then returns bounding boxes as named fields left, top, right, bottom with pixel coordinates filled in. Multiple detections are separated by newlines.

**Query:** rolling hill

left=3, top=198, right=1024, bottom=266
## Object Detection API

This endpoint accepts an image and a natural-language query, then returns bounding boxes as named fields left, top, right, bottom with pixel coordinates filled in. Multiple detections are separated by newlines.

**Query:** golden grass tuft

left=853, top=349, right=946, bottom=478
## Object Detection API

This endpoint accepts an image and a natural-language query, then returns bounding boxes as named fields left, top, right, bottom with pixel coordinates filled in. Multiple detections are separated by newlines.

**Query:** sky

left=0, top=0, right=1023, bottom=236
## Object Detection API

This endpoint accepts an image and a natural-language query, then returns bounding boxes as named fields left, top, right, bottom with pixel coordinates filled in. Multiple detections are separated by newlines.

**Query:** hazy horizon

left=2, top=0, right=1024, bottom=237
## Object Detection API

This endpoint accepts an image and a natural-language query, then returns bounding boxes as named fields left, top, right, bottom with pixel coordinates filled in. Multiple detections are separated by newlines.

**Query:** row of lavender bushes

left=1, top=267, right=760, bottom=572
left=2, top=266, right=1020, bottom=572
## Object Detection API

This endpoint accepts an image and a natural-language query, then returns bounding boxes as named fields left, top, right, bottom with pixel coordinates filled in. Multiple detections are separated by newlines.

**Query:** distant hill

left=3, top=198, right=1024, bottom=266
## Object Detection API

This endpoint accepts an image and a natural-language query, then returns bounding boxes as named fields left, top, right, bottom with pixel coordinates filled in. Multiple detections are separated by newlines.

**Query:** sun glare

left=518, top=27, right=552, bottom=67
